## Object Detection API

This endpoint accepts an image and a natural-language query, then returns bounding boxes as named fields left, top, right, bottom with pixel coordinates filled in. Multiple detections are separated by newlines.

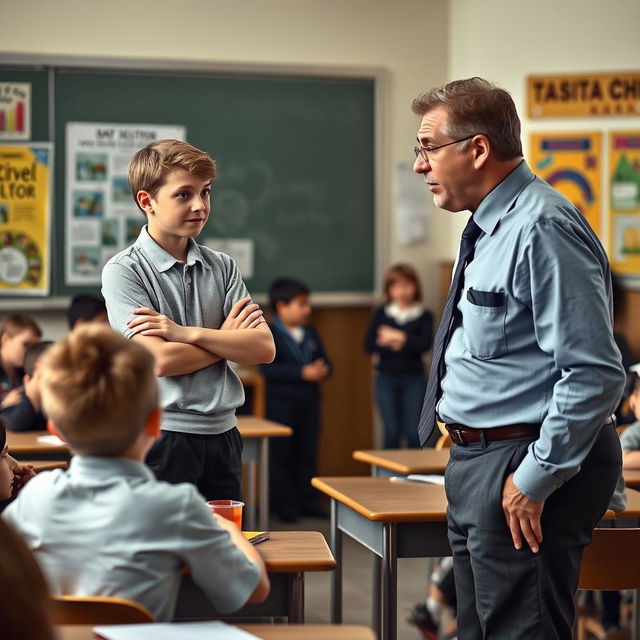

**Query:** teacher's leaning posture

left=415, top=78, right=626, bottom=640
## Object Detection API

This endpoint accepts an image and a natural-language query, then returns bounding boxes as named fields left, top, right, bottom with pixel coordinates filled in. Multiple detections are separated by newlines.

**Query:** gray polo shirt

left=3, top=456, right=260, bottom=621
left=102, top=226, right=249, bottom=435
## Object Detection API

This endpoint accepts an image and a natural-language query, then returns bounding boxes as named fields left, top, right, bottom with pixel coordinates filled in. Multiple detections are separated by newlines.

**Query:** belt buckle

left=449, top=427, right=467, bottom=446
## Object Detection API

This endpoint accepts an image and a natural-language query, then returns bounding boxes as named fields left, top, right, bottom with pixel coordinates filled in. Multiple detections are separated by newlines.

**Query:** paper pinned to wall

left=204, top=238, right=254, bottom=279
left=395, top=162, right=431, bottom=245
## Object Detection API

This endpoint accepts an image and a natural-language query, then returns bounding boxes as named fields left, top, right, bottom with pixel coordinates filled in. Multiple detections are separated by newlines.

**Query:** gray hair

left=411, top=77, right=523, bottom=160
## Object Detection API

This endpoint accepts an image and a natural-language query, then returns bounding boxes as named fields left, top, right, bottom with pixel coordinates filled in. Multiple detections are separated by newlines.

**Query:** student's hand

left=377, top=325, right=407, bottom=351
left=10, top=456, right=35, bottom=498
left=1, top=387, right=23, bottom=409
left=502, top=473, right=544, bottom=554
left=220, top=297, right=265, bottom=331
left=302, top=359, right=330, bottom=382
left=128, top=308, right=191, bottom=343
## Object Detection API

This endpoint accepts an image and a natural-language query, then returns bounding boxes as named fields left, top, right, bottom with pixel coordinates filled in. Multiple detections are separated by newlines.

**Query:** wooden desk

left=6, top=418, right=292, bottom=531
left=177, top=530, right=335, bottom=624
left=21, top=459, right=68, bottom=473
left=58, top=624, right=376, bottom=640
left=625, top=469, right=640, bottom=489
left=353, top=448, right=449, bottom=477
left=312, top=476, right=640, bottom=640
left=237, top=416, right=292, bottom=530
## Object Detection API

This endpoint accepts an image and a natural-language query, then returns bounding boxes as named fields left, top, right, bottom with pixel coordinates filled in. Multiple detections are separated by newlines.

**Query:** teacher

left=414, top=78, right=626, bottom=639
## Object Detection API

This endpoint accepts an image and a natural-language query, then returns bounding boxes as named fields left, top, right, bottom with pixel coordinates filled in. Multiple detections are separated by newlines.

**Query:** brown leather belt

left=445, top=423, right=541, bottom=446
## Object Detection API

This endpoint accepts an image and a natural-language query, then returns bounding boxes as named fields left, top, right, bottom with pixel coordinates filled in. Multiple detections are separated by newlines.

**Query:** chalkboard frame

left=0, top=53, right=388, bottom=309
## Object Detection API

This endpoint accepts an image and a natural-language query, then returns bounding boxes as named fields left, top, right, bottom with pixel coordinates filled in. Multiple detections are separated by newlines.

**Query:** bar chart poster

left=609, top=131, right=640, bottom=275
left=0, top=84, right=31, bottom=141
left=0, top=144, right=52, bottom=295
left=530, top=132, right=602, bottom=237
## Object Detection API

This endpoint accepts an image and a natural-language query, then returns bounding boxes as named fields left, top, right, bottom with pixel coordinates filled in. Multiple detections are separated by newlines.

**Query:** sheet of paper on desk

left=36, top=435, right=65, bottom=446
left=93, top=621, right=263, bottom=640
left=390, top=474, right=445, bottom=486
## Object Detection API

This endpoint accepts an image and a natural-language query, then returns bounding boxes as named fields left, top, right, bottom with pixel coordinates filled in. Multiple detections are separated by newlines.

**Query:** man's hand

left=302, top=359, right=330, bottom=382
left=377, top=325, right=407, bottom=351
left=128, top=307, right=191, bottom=343
left=220, top=297, right=265, bottom=331
left=1, top=387, right=23, bottom=409
left=502, top=472, right=544, bottom=553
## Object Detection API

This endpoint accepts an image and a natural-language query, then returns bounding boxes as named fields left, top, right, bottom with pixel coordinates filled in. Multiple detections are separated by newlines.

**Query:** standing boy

left=0, top=314, right=41, bottom=410
left=260, top=278, right=331, bottom=522
left=102, top=140, right=275, bottom=502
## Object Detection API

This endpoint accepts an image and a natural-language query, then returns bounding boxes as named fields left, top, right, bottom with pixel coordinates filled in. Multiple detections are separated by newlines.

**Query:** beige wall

left=0, top=0, right=449, bottom=338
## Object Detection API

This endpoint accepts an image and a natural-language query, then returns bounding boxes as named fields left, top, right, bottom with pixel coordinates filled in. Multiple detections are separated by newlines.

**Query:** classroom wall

left=447, top=0, right=640, bottom=356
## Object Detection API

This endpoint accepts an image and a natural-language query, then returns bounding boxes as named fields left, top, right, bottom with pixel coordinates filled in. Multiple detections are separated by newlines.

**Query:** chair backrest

left=51, top=595, right=155, bottom=625
left=435, top=433, right=452, bottom=450
left=578, top=528, right=640, bottom=590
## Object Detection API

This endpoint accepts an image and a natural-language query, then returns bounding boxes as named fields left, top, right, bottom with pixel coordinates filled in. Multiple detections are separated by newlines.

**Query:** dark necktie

left=417, top=216, right=483, bottom=446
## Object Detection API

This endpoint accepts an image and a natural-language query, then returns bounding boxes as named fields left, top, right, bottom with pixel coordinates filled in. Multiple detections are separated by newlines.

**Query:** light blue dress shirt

left=438, top=161, right=625, bottom=502
left=3, top=456, right=260, bottom=621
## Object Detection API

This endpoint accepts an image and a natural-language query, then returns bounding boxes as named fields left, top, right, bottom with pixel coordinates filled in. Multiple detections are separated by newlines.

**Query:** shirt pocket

left=462, top=288, right=508, bottom=360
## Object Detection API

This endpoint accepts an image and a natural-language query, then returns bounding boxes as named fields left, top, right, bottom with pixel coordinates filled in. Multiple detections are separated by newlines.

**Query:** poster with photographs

left=65, top=122, right=186, bottom=285
left=0, top=143, right=52, bottom=295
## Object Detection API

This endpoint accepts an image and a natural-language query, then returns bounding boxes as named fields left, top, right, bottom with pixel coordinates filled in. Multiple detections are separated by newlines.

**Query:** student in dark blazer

left=260, top=278, right=332, bottom=522
left=364, top=264, right=433, bottom=448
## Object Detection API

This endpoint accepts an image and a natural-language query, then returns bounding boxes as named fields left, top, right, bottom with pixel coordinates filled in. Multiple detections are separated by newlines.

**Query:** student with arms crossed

left=3, top=324, right=269, bottom=621
left=102, top=140, right=275, bottom=501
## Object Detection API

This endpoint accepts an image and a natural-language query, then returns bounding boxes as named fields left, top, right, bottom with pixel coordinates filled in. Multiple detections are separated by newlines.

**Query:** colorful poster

left=609, top=131, right=640, bottom=275
left=528, top=72, right=640, bottom=118
left=529, top=132, right=602, bottom=237
left=0, top=144, right=51, bottom=295
left=65, top=122, right=186, bottom=285
left=0, top=83, right=31, bottom=141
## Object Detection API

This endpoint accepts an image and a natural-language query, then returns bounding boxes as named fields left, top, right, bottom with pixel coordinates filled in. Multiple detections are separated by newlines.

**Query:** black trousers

left=267, top=401, right=321, bottom=514
left=145, top=428, right=243, bottom=502
left=445, top=423, right=621, bottom=640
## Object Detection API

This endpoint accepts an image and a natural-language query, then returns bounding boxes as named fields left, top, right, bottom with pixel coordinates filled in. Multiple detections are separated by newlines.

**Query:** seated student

left=0, top=313, right=41, bottom=410
left=260, top=277, right=332, bottom=522
left=620, top=372, right=640, bottom=469
left=2, top=341, right=53, bottom=432
left=0, top=519, right=55, bottom=640
left=0, top=416, right=36, bottom=507
left=3, top=324, right=270, bottom=621
left=67, top=293, right=108, bottom=329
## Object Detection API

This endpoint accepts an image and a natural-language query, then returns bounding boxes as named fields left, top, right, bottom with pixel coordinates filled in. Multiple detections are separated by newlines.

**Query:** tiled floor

left=272, top=514, right=429, bottom=640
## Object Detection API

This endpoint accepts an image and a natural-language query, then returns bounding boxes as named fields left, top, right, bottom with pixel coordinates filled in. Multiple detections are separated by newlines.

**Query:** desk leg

left=372, top=554, right=382, bottom=638
left=381, top=522, right=397, bottom=640
left=246, top=462, right=257, bottom=531
left=288, top=572, right=305, bottom=623
left=330, top=499, right=342, bottom=623
left=259, top=437, right=269, bottom=531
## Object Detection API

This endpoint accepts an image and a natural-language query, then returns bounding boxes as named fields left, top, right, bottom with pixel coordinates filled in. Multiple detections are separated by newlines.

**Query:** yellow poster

left=609, top=131, right=640, bottom=275
left=0, top=144, right=51, bottom=294
left=529, top=132, right=602, bottom=237
left=528, top=72, right=640, bottom=118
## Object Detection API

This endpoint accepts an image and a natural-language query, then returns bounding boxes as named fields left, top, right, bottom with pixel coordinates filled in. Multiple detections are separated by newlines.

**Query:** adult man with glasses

left=414, top=77, right=625, bottom=639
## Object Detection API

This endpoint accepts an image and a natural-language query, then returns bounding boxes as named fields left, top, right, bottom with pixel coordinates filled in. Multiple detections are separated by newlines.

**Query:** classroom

left=0, top=1, right=639, bottom=639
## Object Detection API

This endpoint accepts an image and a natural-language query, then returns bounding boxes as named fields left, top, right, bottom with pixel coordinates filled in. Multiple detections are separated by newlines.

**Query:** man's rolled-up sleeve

left=512, top=218, right=626, bottom=502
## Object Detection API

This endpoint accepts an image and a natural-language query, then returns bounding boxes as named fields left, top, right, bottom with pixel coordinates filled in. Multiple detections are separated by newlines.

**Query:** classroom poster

left=65, top=122, right=185, bottom=285
left=609, top=131, right=640, bottom=275
left=529, top=132, right=602, bottom=237
left=0, top=143, right=51, bottom=295
left=0, top=83, right=31, bottom=141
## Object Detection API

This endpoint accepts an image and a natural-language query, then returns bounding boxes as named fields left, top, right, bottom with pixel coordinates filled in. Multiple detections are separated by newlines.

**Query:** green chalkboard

left=2, top=63, right=376, bottom=299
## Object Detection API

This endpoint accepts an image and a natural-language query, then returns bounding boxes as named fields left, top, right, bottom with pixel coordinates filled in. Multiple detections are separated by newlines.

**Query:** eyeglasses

left=413, top=135, right=476, bottom=162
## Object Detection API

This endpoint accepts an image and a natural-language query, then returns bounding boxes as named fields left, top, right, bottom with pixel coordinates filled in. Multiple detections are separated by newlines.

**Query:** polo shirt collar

left=69, top=455, right=155, bottom=481
left=135, top=225, right=209, bottom=273
left=473, top=160, right=536, bottom=236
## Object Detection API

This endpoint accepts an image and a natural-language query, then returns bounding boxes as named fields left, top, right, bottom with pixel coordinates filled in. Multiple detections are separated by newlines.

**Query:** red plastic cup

left=207, top=500, right=244, bottom=529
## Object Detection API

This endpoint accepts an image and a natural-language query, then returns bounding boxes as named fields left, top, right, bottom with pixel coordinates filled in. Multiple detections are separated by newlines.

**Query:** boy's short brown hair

left=40, top=325, right=158, bottom=456
left=0, top=313, right=42, bottom=339
left=128, top=139, right=217, bottom=212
